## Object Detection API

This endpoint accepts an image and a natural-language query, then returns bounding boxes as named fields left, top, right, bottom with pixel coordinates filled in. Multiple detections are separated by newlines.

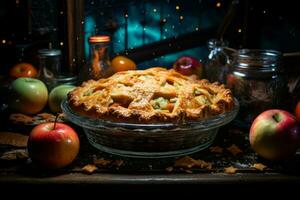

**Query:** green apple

left=49, top=84, right=75, bottom=113
left=9, top=77, right=48, bottom=114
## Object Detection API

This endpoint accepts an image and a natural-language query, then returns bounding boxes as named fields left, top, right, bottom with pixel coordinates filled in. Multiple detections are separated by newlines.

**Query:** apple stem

left=53, top=114, right=59, bottom=130
left=272, top=113, right=281, bottom=123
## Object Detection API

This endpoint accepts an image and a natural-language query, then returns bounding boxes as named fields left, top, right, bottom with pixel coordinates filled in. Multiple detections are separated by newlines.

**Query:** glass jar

left=227, top=49, right=288, bottom=124
left=79, top=35, right=112, bottom=83
left=37, top=48, right=77, bottom=90
left=205, top=39, right=230, bottom=84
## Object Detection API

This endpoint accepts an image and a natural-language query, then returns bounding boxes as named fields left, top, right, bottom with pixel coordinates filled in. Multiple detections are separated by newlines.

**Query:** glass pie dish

left=61, top=98, right=239, bottom=158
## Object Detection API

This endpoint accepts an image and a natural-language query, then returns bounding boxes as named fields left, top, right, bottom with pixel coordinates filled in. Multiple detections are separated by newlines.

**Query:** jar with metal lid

left=226, top=49, right=288, bottom=124
left=79, top=35, right=112, bottom=83
left=204, top=39, right=230, bottom=84
left=37, top=48, right=77, bottom=90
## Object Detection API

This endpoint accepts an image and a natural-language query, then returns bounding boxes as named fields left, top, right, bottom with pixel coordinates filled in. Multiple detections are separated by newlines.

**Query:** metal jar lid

left=38, top=49, right=62, bottom=56
left=207, top=39, right=228, bottom=49
left=88, top=35, right=110, bottom=43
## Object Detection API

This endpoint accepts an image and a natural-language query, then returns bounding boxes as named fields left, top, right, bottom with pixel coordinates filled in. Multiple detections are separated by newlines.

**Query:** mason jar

left=78, top=35, right=112, bottom=84
left=226, top=49, right=288, bottom=124
left=37, top=48, right=77, bottom=90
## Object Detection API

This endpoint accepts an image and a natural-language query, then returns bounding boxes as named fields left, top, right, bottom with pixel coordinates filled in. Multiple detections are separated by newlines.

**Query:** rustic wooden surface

left=1, top=120, right=300, bottom=189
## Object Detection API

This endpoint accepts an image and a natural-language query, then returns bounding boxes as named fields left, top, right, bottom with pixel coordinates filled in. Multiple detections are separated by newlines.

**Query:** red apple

left=173, top=56, right=203, bottom=77
left=295, top=101, right=300, bottom=122
left=28, top=122, right=80, bottom=169
left=250, top=109, right=300, bottom=161
left=226, top=73, right=236, bottom=88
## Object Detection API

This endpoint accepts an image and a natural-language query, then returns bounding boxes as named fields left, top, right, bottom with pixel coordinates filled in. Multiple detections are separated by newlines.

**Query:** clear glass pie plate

left=61, top=98, right=239, bottom=158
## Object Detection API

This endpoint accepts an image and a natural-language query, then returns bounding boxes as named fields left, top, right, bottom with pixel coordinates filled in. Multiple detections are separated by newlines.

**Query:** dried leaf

left=251, top=163, right=267, bottom=171
left=36, top=113, right=55, bottom=120
left=174, top=156, right=212, bottom=170
left=184, top=169, right=193, bottom=174
left=165, top=166, right=173, bottom=172
left=224, top=166, right=238, bottom=174
left=226, top=144, right=243, bottom=156
left=10, top=113, right=65, bottom=125
left=9, top=113, right=34, bottom=124
left=82, top=164, right=98, bottom=174
left=93, top=157, right=111, bottom=167
left=206, top=162, right=213, bottom=170
left=0, top=132, right=28, bottom=147
left=209, top=146, right=224, bottom=153
left=58, top=113, right=66, bottom=120
left=112, top=159, right=124, bottom=168
left=0, top=150, right=28, bottom=160
left=174, top=156, right=196, bottom=169
left=193, top=159, right=211, bottom=169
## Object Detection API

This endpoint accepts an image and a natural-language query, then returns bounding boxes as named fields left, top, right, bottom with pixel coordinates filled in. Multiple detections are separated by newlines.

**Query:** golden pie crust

left=68, top=67, right=234, bottom=123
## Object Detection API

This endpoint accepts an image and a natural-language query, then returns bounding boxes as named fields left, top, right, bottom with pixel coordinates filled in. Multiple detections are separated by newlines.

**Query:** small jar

left=79, top=35, right=112, bottom=83
left=205, top=39, right=230, bottom=84
left=37, top=49, right=77, bottom=90
left=227, top=49, right=288, bottom=123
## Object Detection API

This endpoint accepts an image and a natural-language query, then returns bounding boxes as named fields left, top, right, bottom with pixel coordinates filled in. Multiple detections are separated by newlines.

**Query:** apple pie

left=68, top=67, right=234, bottom=123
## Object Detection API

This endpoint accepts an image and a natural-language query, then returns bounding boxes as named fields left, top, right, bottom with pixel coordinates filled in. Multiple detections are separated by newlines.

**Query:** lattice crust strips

left=68, top=67, right=234, bottom=123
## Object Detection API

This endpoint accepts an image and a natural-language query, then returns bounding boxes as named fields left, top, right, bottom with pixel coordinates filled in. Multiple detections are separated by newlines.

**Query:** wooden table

left=1, top=122, right=300, bottom=195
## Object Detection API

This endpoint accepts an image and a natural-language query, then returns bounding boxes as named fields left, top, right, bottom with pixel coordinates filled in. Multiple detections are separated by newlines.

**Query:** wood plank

left=1, top=172, right=300, bottom=185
